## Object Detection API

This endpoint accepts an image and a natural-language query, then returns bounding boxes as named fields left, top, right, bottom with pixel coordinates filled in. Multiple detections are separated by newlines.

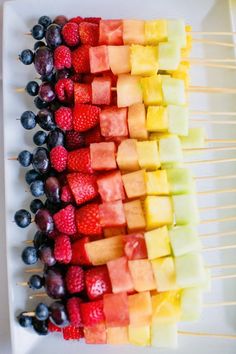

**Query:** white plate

left=2, top=0, right=236, bottom=353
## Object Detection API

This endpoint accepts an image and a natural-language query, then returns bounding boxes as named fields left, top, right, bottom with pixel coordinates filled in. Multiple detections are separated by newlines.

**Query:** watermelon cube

left=124, top=199, right=146, bottom=232
left=107, top=326, right=129, bottom=344
left=123, top=233, right=147, bottom=260
left=162, top=77, right=186, bottom=106
left=90, top=142, right=116, bottom=170
left=97, top=170, right=125, bottom=202
left=128, top=259, right=156, bottom=292
left=158, top=42, right=181, bottom=71
left=122, top=170, right=146, bottom=199
left=136, top=141, right=160, bottom=170
left=100, top=106, right=128, bottom=137
left=145, top=170, right=170, bottom=196
left=104, top=226, right=126, bottom=238
left=128, top=291, right=152, bottom=326
left=116, top=139, right=140, bottom=171
left=167, top=105, right=189, bottom=136
left=140, top=75, right=163, bottom=105
left=103, top=292, right=129, bottom=327
left=99, top=20, right=123, bottom=45
left=151, top=322, right=178, bottom=348
left=84, top=323, right=107, bottom=344
left=128, top=325, right=150, bottom=346
left=91, top=77, right=111, bottom=105
left=107, top=256, right=134, bottom=293
left=169, top=225, right=201, bottom=257
left=180, top=287, right=203, bottom=322
left=166, top=168, right=195, bottom=195
left=145, top=19, right=167, bottom=45
left=144, top=196, right=173, bottom=230
left=130, top=44, right=158, bottom=76
left=146, top=106, right=168, bottom=132
left=167, top=19, right=187, bottom=48
left=151, top=257, right=177, bottom=292
left=180, top=127, right=205, bottom=149
left=159, top=136, right=183, bottom=164
left=99, top=200, right=126, bottom=228
left=128, top=103, right=148, bottom=140
left=85, top=235, right=124, bottom=265
left=123, top=20, right=145, bottom=45
left=117, top=74, right=143, bottom=108
left=89, top=45, right=110, bottom=73
left=108, top=45, right=131, bottom=74
left=144, top=226, right=171, bottom=260
left=172, top=194, right=199, bottom=225
left=152, top=291, right=181, bottom=323
left=175, top=252, right=206, bottom=288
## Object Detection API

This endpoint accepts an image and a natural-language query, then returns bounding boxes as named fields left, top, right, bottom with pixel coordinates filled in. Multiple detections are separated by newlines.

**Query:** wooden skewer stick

left=191, top=111, right=236, bottom=116
left=212, top=274, right=236, bottom=280
left=24, top=268, right=43, bottom=273
left=29, top=293, right=47, bottom=299
left=192, top=38, right=236, bottom=48
left=206, top=139, right=236, bottom=144
left=16, top=281, right=28, bottom=286
left=208, top=263, right=236, bottom=270
left=191, top=62, right=236, bottom=70
left=186, top=157, right=236, bottom=166
left=203, top=301, right=236, bottom=308
left=200, top=230, right=236, bottom=238
left=188, top=58, right=236, bottom=63
left=184, top=146, right=236, bottom=153
left=22, top=311, right=35, bottom=317
left=196, top=174, right=236, bottom=181
left=178, top=331, right=236, bottom=340
left=199, top=204, right=236, bottom=212
left=191, top=31, right=236, bottom=36
left=201, top=216, right=236, bottom=225
left=198, top=188, right=236, bottom=195
left=203, top=243, right=236, bottom=251
left=190, top=120, right=236, bottom=125
left=189, top=86, right=236, bottom=94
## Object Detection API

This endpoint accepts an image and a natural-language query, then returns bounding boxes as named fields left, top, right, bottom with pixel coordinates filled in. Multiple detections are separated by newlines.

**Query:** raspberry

left=72, top=45, right=90, bottom=73
left=62, top=325, right=83, bottom=340
left=53, top=204, right=77, bottom=235
left=55, top=106, right=73, bottom=131
left=50, top=146, right=68, bottom=172
left=54, top=45, right=72, bottom=70
left=65, top=265, right=85, bottom=294
left=55, top=78, right=74, bottom=103
left=65, top=130, right=85, bottom=151
left=61, top=185, right=74, bottom=203
left=54, top=234, right=72, bottom=264
left=48, top=320, right=61, bottom=332
left=66, top=297, right=82, bottom=326
left=62, top=22, right=80, bottom=46
left=69, top=16, right=84, bottom=25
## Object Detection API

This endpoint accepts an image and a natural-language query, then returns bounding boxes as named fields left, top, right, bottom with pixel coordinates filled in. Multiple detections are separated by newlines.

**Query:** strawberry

left=79, top=22, right=99, bottom=46
left=66, top=297, right=82, bottom=327
left=54, top=45, right=72, bottom=70
left=67, top=148, right=93, bottom=174
left=53, top=204, right=77, bottom=235
left=84, top=17, right=101, bottom=24
left=50, top=146, right=68, bottom=172
left=85, top=265, right=112, bottom=300
left=62, top=325, right=83, bottom=340
left=65, top=130, right=85, bottom=151
left=74, top=83, right=92, bottom=104
left=62, top=22, right=80, bottom=46
left=84, top=126, right=103, bottom=145
left=48, top=321, right=61, bottom=332
left=54, top=234, right=72, bottom=264
left=69, top=16, right=84, bottom=25
left=55, top=106, right=73, bottom=131
left=72, top=45, right=90, bottom=73
left=75, top=203, right=102, bottom=236
left=65, top=265, right=85, bottom=294
left=73, top=103, right=101, bottom=132
left=55, top=78, right=74, bottom=103
left=71, top=237, right=91, bottom=265
left=67, top=172, right=98, bottom=205
left=61, top=185, right=75, bottom=203
left=80, top=300, right=104, bottom=326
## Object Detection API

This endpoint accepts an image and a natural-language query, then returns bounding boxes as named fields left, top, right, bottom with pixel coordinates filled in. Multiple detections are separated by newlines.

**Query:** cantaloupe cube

left=128, top=259, right=156, bottom=292
left=169, top=225, right=201, bottom=257
left=123, top=20, right=145, bottom=45
left=107, top=256, right=134, bottom=293
left=145, top=226, right=171, bottom=260
left=180, top=127, right=205, bottom=149
left=124, top=199, right=146, bottom=232
left=159, top=136, right=183, bottom=164
left=122, top=170, right=146, bottom=199
left=128, top=325, right=150, bottom=346
left=146, top=106, right=168, bottom=132
left=144, top=196, right=173, bottom=230
left=151, top=322, right=178, bottom=348
left=175, top=252, right=205, bottom=288
left=152, top=290, right=181, bottom=323
left=166, top=168, right=195, bottom=195
left=103, top=226, right=126, bottom=238
left=172, top=194, right=199, bottom=225
left=84, top=323, right=107, bottom=344
left=140, top=75, right=163, bottom=105
left=130, top=45, right=158, bottom=76
left=128, top=291, right=152, bottom=326
left=167, top=105, right=189, bottom=136
left=162, top=77, right=186, bottom=106
left=167, top=19, right=187, bottom=48
left=128, top=103, right=148, bottom=140
left=158, top=42, right=181, bottom=71
left=117, top=74, right=143, bottom=108
left=151, top=257, right=177, bottom=292
left=117, top=139, right=140, bottom=171
left=180, top=287, right=203, bottom=322
left=108, top=45, right=131, bottom=74
left=136, top=141, right=160, bottom=170
left=145, top=19, right=167, bottom=45
left=145, top=170, right=169, bottom=196
left=107, top=327, right=129, bottom=344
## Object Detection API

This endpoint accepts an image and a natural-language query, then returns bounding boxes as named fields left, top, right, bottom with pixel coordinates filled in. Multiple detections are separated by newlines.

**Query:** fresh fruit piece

left=146, top=170, right=169, bottom=196
left=146, top=106, right=168, bottom=132
left=48, top=321, right=61, bottom=332
left=44, top=268, right=66, bottom=299
left=84, top=126, right=103, bottom=145
left=75, top=203, right=102, bottom=236
left=152, top=290, right=181, bottom=323
left=158, top=42, right=181, bottom=71
left=73, top=103, right=101, bottom=132
left=79, top=22, right=99, bottom=46
left=108, top=45, right=131, bottom=74
left=103, top=292, right=129, bottom=327
left=128, top=291, right=152, bottom=326
left=122, top=170, right=146, bottom=199
left=72, top=45, right=90, bottom=73
left=128, top=259, right=156, bottom=292
left=65, top=130, right=85, bottom=151
left=54, top=106, right=73, bottom=131
left=123, top=233, right=147, bottom=260
left=35, top=209, right=54, bottom=233
left=19, top=49, right=34, bottom=65
left=54, top=234, right=72, bottom=264
left=97, top=170, right=125, bottom=202
left=123, top=20, right=145, bottom=44
left=144, top=196, right=173, bottom=230
left=67, top=148, right=93, bottom=174
left=85, top=265, right=112, bottom=300
left=159, top=136, right=183, bottom=164
left=34, top=47, right=54, bottom=76
left=128, top=325, right=150, bottom=346
left=53, top=204, right=77, bottom=235
left=54, top=45, right=72, bottom=70
left=166, top=168, right=195, bottom=195
left=172, top=194, right=199, bottom=225
left=140, top=75, right=163, bottom=105
left=162, top=76, right=186, bottom=106
left=62, top=22, right=80, bottom=46
left=116, top=139, right=139, bottom=171
left=46, top=128, right=65, bottom=150
left=20, top=110, right=37, bottom=130
left=180, top=287, right=203, bottom=322
left=36, top=109, right=56, bottom=131
left=124, top=199, right=146, bottom=232
left=145, top=226, right=171, bottom=260
left=169, top=225, right=201, bottom=257
left=128, top=103, right=148, bottom=140
left=151, top=257, right=177, bottom=292
left=180, top=127, right=205, bottom=149
left=99, top=20, right=123, bottom=45
left=89, top=45, right=110, bottom=73
left=66, top=297, right=82, bottom=327
left=175, top=252, right=205, bottom=288
left=62, top=325, right=83, bottom=340
left=151, top=322, right=178, bottom=348
left=130, top=44, right=158, bottom=76
left=74, top=83, right=92, bottom=104
left=107, top=326, right=129, bottom=344
left=65, top=265, right=85, bottom=294
left=61, top=185, right=74, bottom=203
left=99, top=200, right=126, bottom=227
left=91, top=77, right=111, bottom=105
left=71, top=237, right=91, bottom=265
left=68, top=16, right=83, bottom=25
left=167, top=19, right=187, bottom=48
left=21, top=246, right=37, bottom=265
left=80, top=300, right=104, bottom=326
left=104, top=227, right=126, bottom=238
left=67, top=172, right=98, bottom=205
left=55, top=78, right=74, bottom=103
left=100, top=106, right=128, bottom=137
left=49, top=301, right=69, bottom=327
left=84, top=17, right=101, bottom=24
left=84, top=323, right=106, bottom=344
left=145, top=19, right=167, bottom=44
left=85, top=235, right=124, bottom=265
left=136, top=141, right=160, bottom=170
left=38, top=82, right=56, bottom=103
left=107, top=256, right=134, bottom=293
left=117, top=74, right=142, bottom=108
left=90, top=142, right=116, bottom=170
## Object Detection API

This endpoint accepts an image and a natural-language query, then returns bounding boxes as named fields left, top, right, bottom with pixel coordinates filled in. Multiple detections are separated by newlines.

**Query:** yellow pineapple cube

left=130, top=45, right=158, bottom=76
left=151, top=257, right=177, bottom=292
left=140, top=75, right=163, bottom=105
left=146, top=106, right=168, bottom=132
left=144, top=226, right=171, bottom=260
left=144, top=196, right=173, bottom=230
left=152, top=290, right=181, bottom=323
left=136, top=141, right=160, bottom=170
left=128, top=325, right=150, bottom=346
left=145, top=19, right=168, bottom=44
left=145, top=170, right=170, bottom=196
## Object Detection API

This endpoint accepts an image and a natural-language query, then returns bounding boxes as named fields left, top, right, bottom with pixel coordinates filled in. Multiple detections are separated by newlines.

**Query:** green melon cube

left=167, top=105, right=189, bottom=136
left=162, top=77, right=186, bottom=106
left=180, top=287, right=203, bottom=322
left=167, top=19, right=187, bottom=48
left=159, top=136, right=183, bottom=164
left=172, top=194, right=199, bottom=225
left=158, top=42, right=181, bottom=71
left=151, top=322, right=178, bottom=348
left=175, top=252, right=205, bottom=288
left=167, top=168, right=195, bottom=195
left=180, top=127, right=205, bottom=149
left=169, top=225, right=201, bottom=257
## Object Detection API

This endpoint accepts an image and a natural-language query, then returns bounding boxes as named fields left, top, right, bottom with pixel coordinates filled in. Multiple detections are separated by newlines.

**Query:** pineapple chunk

left=128, top=325, right=150, bottom=346
left=146, top=106, right=168, bottom=132
left=169, top=225, right=201, bottom=257
left=151, top=257, right=177, bottom=292
left=162, top=76, right=186, bottom=106
left=167, top=105, right=189, bottom=136
left=151, top=322, right=178, bottom=348
left=122, top=170, right=146, bottom=199
left=117, top=74, right=143, bottom=108
left=140, top=75, right=163, bottom=105
left=172, top=194, right=199, bottom=225
left=180, top=287, right=203, bottom=322
left=158, top=42, right=181, bottom=71
left=145, top=170, right=169, bottom=196
left=175, top=252, right=206, bottom=288
left=166, top=168, right=195, bottom=195
left=145, top=226, right=171, bottom=260
left=145, top=19, right=168, bottom=44
left=152, top=290, right=181, bottom=323
left=128, top=103, right=148, bottom=140
left=180, top=127, right=205, bottom=149
left=136, top=141, right=160, bottom=170
left=144, top=196, right=173, bottom=230
left=167, top=19, right=187, bottom=48
left=159, top=136, right=183, bottom=164
left=124, top=199, right=146, bottom=232
left=130, top=45, right=158, bottom=76
left=116, top=139, right=140, bottom=171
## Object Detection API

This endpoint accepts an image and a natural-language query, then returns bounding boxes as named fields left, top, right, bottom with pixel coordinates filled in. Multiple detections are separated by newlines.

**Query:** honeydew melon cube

left=151, top=290, right=181, bottom=323
left=167, top=19, right=187, bottom=48
left=107, top=327, right=129, bottom=344
left=180, top=287, right=203, bottom=322
left=162, top=77, right=186, bottom=106
left=128, top=103, right=148, bottom=140
left=144, top=196, right=173, bottom=230
left=130, top=45, right=158, bottom=76
left=172, top=194, right=199, bottom=225
left=158, top=42, right=181, bottom=71
left=145, top=226, right=171, bottom=260
left=117, top=74, right=143, bottom=108
left=145, top=19, right=168, bottom=45
left=180, top=127, right=205, bottom=149
left=136, top=141, right=160, bottom=170
left=145, top=170, right=170, bottom=196
left=169, top=225, right=201, bottom=257
left=159, top=136, right=183, bottom=164
left=128, top=325, right=150, bottom=346
left=123, top=20, right=145, bottom=45
left=108, top=45, right=131, bottom=75
left=175, top=252, right=205, bottom=288
left=167, top=105, right=189, bottom=136
left=151, top=257, right=177, bottom=292
left=117, top=139, right=140, bottom=171
left=122, top=170, right=146, bottom=199
left=151, top=322, right=178, bottom=348
left=140, top=75, right=163, bottom=105
left=167, top=168, right=195, bottom=195
left=146, top=106, right=168, bottom=132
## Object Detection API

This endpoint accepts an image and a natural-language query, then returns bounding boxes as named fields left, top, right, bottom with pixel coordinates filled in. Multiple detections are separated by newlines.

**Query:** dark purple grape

left=38, top=83, right=56, bottom=103
left=49, top=301, right=69, bottom=327
left=44, top=199, right=61, bottom=215
left=35, top=208, right=54, bottom=233
left=45, top=268, right=66, bottom=299
left=45, top=176, right=60, bottom=203
left=46, top=128, right=65, bottom=150
left=53, top=15, right=68, bottom=27
left=34, top=47, right=54, bottom=77
left=39, top=245, right=56, bottom=267
left=32, top=147, right=50, bottom=174
left=36, top=109, right=56, bottom=131
left=45, top=24, right=62, bottom=49
left=49, top=100, right=61, bottom=112
left=55, top=69, right=71, bottom=81
left=33, top=231, right=48, bottom=250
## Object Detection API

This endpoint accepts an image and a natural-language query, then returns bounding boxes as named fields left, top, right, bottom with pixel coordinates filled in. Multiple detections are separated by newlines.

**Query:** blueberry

left=14, top=209, right=31, bottom=228
left=35, top=303, right=49, bottom=321
left=46, top=129, right=65, bottom=150
left=32, top=318, right=49, bottom=336
left=34, top=41, right=46, bottom=51
left=25, top=169, right=41, bottom=185
left=21, top=246, right=38, bottom=265
left=38, top=16, right=52, bottom=29
left=33, top=230, right=48, bottom=250
left=37, top=109, right=56, bottom=131
left=17, top=150, right=32, bottom=167
left=17, top=312, right=32, bottom=328
left=31, top=24, right=45, bottom=40
left=20, top=111, right=37, bottom=130
left=19, top=49, right=34, bottom=65
left=28, top=274, right=44, bottom=290
left=33, top=131, right=47, bottom=146
left=25, top=81, right=39, bottom=96
left=45, top=24, right=62, bottom=49
left=30, top=180, right=45, bottom=197
left=30, top=199, right=44, bottom=214
left=34, top=96, right=49, bottom=110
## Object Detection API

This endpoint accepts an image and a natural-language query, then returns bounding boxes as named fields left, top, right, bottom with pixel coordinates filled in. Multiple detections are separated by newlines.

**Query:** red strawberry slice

left=72, top=45, right=90, bottom=73
left=85, top=265, right=112, bottom=300
left=66, top=297, right=82, bottom=327
left=65, top=265, right=85, bottom=294
left=75, top=203, right=102, bottom=236
left=71, top=236, right=91, bottom=265
left=73, top=103, right=101, bottom=132
left=53, top=204, right=77, bottom=235
left=79, top=22, right=99, bottom=46
left=84, top=126, right=103, bottom=145
left=62, top=325, right=83, bottom=340
left=80, top=300, right=104, bottom=327
left=74, top=83, right=92, bottom=104
left=67, top=148, right=93, bottom=174
left=67, top=172, right=98, bottom=205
